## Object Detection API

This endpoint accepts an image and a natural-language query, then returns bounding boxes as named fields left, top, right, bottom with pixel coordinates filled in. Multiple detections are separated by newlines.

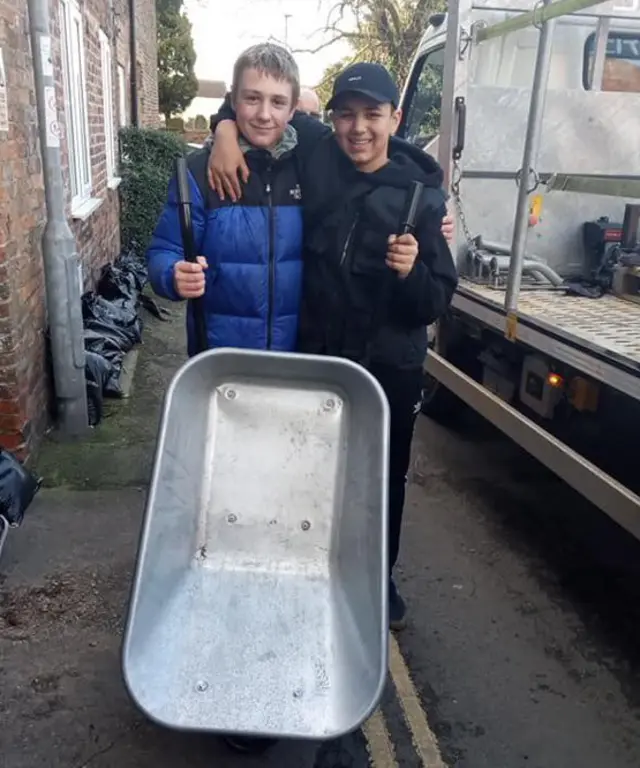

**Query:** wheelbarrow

left=122, top=347, right=390, bottom=749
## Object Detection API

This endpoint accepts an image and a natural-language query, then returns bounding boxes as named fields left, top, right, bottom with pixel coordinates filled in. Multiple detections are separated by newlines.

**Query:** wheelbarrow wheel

left=223, top=736, right=278, bottom=754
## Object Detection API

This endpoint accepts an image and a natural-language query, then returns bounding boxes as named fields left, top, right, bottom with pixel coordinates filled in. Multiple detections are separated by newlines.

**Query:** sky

left=185, top=0, right=354, bottom=88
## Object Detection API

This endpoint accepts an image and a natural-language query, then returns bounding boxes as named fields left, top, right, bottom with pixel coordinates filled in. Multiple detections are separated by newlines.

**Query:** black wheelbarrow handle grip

left=175, top=156, right=208, bottom=354
left=176, top=157, right=197, bottom=263
left=386, top=180, right=425, bottom=283
left=399, top=181, right=424, bottom=236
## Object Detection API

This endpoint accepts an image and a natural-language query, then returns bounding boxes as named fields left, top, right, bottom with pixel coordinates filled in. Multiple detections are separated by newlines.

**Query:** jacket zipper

left=266, top=165, right=274, bottom=349
left=340, top=216, right=358, bottom=268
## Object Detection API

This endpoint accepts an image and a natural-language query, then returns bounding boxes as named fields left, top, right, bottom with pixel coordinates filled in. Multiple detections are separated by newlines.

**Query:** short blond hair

left=232, top=43, right=300, bottom=106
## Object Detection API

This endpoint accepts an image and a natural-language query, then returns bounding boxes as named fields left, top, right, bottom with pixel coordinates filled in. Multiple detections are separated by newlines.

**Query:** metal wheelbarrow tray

left=122, top=349, right=390, bottom=741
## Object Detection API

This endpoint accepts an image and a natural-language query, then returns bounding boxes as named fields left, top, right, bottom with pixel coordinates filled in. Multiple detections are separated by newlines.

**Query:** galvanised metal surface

left=122, top=349, right=390, bottom=741
left=465, top=88, right=640, bottom=178
left=459, top=14, right=640, bottom=276
left=460, top=280, right=640, bottom=364
left=471, top=0, right=640, bottom=20
left=408, top=5, right=640, bottom=276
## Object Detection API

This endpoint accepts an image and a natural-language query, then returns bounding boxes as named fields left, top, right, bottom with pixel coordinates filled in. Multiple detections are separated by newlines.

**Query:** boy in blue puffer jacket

left=146, top=43, right=303, bottom=356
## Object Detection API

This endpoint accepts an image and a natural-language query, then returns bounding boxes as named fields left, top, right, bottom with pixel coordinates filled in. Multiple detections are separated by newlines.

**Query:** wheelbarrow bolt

left=301, top=520, right=311, bottom=531
left=225, top=388, right=237, bottom=400
left=195, top=680, right=209, bottom=692
left=323, top=398, right=336, bottom=411
left=227, top=513, right=237, bottom=524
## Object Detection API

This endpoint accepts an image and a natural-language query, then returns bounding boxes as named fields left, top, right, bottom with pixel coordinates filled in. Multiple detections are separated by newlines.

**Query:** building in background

left=182, top=78, right=226, bottom=124
left=0, top=0, right=159, bottom=458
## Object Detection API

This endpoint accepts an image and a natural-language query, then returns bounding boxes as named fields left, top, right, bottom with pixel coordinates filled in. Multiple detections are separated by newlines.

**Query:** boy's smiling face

left=233, top=68, right=295, bottom=150
left=331, top=96, right=401, bottom=173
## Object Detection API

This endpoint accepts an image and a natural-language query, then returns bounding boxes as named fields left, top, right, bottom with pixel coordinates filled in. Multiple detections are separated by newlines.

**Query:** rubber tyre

left=420, top=366, right=464, bottom=424
left=223, top=736, right=278, bottom=754
left=420, top=320, right=480, bottom=426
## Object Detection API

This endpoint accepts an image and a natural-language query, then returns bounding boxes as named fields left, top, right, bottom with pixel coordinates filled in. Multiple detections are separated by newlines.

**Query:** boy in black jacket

left=209, top=63, right=458, bottom=630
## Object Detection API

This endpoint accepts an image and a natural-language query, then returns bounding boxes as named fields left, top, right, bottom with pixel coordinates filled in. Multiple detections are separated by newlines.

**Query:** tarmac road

left=2, top=408, right=640, bottom=767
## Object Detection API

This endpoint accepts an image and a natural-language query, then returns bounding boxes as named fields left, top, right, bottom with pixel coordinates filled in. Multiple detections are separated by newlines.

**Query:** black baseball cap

left=326, top=62, right=400, bottom=111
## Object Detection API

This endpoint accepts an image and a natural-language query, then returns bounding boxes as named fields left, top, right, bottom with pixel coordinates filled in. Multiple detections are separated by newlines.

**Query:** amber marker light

left=547, top=372, right=564, bottom=389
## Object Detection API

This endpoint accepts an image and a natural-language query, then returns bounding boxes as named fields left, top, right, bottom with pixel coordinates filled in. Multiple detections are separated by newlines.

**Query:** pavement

left=2, top=298, right=640, bottom=766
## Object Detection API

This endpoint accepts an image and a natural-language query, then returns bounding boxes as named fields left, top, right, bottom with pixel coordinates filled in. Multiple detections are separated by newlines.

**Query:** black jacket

left=212, top=98, right=458, bottom=369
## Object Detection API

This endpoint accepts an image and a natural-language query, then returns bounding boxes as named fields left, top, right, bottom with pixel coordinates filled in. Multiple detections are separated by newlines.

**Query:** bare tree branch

left=313, top=0, right=448, bottom=96
left=266, top=34, right=290, bottom=48
left=291, top=30, right=357, bottom=56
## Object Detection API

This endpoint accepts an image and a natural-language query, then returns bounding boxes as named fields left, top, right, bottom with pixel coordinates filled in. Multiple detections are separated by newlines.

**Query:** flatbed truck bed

left=453, top=280, right=640, bottom=401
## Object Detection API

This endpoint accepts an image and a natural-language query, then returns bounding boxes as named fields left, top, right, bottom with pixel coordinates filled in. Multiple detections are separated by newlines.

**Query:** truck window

left=583, top=32, right=640, bottom=92
left=402, top=46, right=444, bottom=148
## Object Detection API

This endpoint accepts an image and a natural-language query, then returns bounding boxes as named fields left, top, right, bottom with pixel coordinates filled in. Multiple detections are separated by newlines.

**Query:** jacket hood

left=239, top=123, right=298, bottom=160
left=367, top=139, right=444, bottom=190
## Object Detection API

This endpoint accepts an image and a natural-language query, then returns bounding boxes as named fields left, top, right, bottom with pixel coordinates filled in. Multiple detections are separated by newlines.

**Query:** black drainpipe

left=129, top=0, right=139, bottom=126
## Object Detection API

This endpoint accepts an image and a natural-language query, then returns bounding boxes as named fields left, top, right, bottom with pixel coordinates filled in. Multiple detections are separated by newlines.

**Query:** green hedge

left=118, top=126, right=188, bottom=257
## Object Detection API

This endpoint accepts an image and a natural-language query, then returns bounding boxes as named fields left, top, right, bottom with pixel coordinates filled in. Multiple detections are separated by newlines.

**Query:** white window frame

left=60, top=0, right=93, bottom=212
left=117, top=64, right=127, bottom=127
left=99, top=30, right=117, bottom=183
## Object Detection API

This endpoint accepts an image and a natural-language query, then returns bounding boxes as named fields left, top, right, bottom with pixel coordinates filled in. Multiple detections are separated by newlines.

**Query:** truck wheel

left=223, top=736, right=277, bottom=754
left=420, top=320, right=477, bottom=425
left=421, top=369, right=463, bottom=423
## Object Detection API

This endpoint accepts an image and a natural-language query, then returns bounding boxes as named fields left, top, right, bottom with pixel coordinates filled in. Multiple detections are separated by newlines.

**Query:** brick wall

left=602, top=58, right=640, bottom=93
left=0, top=0, right=158, bottom=459
left=0, top=2, right=48, bottom=457
left=135, top=0, right=159, bottom=126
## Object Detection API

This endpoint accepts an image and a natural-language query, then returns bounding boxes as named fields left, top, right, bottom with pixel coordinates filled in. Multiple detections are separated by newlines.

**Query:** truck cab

left=400, top=9, right=640, bottom=154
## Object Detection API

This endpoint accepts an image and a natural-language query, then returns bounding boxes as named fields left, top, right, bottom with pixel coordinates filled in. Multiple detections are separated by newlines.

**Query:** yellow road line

left=389, top=635, right=447, bottom=768
left=362, top=707, right=398, bottom=768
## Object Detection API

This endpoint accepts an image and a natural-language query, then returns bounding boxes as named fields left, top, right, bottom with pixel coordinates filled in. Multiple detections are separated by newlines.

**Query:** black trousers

left=368, top=363, right=423, bottom=575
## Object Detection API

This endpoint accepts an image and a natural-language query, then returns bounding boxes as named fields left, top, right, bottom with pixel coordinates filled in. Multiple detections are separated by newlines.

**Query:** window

left=60, top=0, right=91, bottom=207
left=99, top=30, right=116, bottom=181
left=584, top=32, right=640, bottom=92
left=118, top=64, right=127, bottom=127
left=401, top=46, right=444, bottom=149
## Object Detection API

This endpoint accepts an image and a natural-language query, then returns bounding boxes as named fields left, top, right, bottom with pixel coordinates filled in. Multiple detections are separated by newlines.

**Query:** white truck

left=396, top=0, right=640, bottom=538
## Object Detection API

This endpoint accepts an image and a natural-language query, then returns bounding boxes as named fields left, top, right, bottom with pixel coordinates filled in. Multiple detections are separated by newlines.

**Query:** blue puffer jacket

left=146, top=133, right=304, bottom=357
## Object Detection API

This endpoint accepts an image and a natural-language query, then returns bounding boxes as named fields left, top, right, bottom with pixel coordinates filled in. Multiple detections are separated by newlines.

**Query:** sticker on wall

left=44, top=86, right=61, bottom=148
left=39, top=35, right=54, bottom=78
left=0, top=49, right=8, bottom=133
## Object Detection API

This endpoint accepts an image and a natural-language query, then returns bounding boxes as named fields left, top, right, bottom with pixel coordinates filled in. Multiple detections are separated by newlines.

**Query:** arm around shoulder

left=209, top=91, right=330, bottom=146
left=289, top=110, right=331, bottom=151
left=209, top=91, right=236, bottom=131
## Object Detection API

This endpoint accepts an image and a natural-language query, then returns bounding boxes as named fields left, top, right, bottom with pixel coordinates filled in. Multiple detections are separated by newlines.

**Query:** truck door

left=398, top=44, right=445, bottom=150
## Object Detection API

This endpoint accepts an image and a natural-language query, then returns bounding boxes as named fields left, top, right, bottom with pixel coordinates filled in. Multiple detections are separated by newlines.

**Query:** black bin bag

left=0, top=448, right=42, bottom=560
left=0, top=449, right=42, bottom=528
